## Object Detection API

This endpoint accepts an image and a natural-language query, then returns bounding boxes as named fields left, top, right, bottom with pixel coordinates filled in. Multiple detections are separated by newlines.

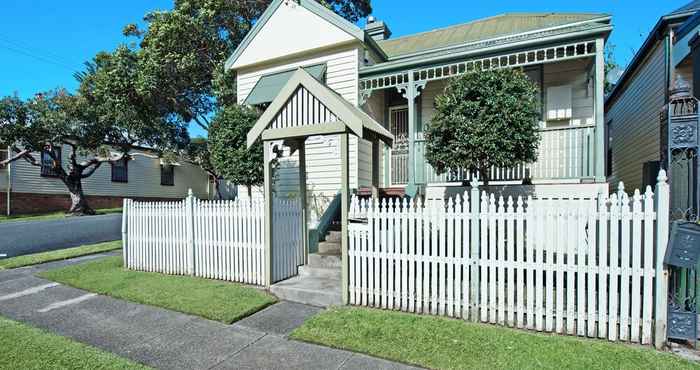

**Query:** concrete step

left=318, top=241, right=341, bottom=255
left=270, top=275, right=342, bottom=307
left=324, top=230, right=342, bottom=243
left=308, top=253, right=341, bottom=268
left=298, top=265, right=341, bottom=279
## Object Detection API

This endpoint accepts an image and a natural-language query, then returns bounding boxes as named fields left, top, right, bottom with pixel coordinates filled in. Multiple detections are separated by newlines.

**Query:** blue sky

left=0, top=0, right=689, bottom=136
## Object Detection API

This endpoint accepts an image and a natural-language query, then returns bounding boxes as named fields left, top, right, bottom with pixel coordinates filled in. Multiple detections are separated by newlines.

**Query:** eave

left=361, top=22, right=612, bottom=77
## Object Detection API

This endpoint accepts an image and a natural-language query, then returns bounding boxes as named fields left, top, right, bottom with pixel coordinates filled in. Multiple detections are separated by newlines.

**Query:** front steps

left=270, top=238, right=342, bottom=307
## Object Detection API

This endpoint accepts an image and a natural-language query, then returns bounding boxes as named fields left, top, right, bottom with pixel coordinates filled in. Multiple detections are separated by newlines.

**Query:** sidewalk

left=0, top=253, right=420, bottom=370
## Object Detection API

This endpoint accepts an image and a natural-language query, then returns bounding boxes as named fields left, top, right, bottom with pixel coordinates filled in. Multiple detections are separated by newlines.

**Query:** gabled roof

left=247, top=68, right=393, bottom=148
left=376, top=13, right=610, bottom=59
left=226, top=0, right=378, bottom=71
left=606, top=1, right=700, bottom=106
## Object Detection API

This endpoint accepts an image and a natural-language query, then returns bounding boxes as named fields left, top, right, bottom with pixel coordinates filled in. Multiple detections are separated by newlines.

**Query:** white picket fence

left=122, top=192, right=303, bottom=286
left=348, top=171, right=670, bottom=346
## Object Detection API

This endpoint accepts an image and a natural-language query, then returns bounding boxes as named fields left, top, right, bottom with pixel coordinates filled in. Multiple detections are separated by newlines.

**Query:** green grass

left=0, top=315, right=149, bottom=370
left=38, top=256, right=277, bottom=324
left=0, top=207, right=122, bottom=223
left=291, top=307, right=700, bottom=370
left=0, top=241, right=122, bottom=270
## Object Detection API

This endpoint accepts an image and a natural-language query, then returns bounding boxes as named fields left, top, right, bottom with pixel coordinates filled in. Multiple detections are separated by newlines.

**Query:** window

left=40, top=146, right=62, bottom=177
left=0, top=148, right=7, bottom=163
left=111, top=158, right=128, bottom=183
left=160, top=164, right=174, bottom=186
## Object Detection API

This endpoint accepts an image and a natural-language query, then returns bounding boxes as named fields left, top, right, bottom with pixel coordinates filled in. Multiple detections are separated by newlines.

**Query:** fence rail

left=348, top=171, right=669, bottom=346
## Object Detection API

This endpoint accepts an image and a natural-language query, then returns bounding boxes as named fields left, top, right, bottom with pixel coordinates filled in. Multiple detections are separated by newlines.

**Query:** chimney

left=365, top=16, right=391, bottom=41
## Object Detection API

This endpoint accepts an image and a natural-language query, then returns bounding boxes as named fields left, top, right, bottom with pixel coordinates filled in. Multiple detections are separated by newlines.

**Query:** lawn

left=291, top=307, right=700, bottom=370
left=0, top=207, right=122, bottom=223
left=38, top=256, right=277, bottom=323
left=0, top=241, right=122, bottom=270
left=0, top=315, right=149, bottom=370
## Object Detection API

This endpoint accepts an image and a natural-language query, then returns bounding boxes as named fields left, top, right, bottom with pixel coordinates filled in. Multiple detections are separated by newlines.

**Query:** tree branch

left=0, top=149, right=33, bottom=167
left=80, top=161, right=103, bottom=178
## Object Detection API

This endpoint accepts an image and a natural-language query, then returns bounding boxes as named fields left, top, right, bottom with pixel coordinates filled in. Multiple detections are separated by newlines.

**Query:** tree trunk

left=213, top=178, right=223, bottom=199
left=247, top=185, right=252, bottom=200
left=65, top=175, right=95, bottom=216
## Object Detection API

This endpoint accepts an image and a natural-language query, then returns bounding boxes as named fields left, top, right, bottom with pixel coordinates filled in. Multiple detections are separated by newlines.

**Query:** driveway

left=0, top=214, right=121, bottom=258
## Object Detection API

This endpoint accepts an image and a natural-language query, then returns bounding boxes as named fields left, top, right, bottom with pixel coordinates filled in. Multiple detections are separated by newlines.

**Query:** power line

left=0, top=33, right=79, bottom=68
left=0, top=41, right=78, bottom=72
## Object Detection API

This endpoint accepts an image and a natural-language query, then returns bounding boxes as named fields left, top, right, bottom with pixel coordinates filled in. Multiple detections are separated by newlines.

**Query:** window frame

left=160, top=164, right=175, bottom=186
left=111, top=157, right=129, bottom=183
left=40, top=146, right=62, bottom=178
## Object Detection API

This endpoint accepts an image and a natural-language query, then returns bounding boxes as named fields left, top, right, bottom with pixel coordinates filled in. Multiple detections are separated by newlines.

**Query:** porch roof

left=247, top=68, right=393, bottom=148
left=376, top=13, right=610, bottom=60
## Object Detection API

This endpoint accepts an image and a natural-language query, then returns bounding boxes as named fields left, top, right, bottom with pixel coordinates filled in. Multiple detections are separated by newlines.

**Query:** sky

left=0, top=0, right=691, bottom=136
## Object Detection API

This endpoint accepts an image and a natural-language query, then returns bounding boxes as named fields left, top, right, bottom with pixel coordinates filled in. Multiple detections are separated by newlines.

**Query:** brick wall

left=4, top=192, right=183, bottom=215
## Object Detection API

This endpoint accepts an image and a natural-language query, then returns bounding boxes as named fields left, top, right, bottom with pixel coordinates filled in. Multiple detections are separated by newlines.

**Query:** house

left=0, top=144, right=214, bottom=215
left=228, top=0, right=612, bottom=226
left=605, top=0, right=700, bottom=219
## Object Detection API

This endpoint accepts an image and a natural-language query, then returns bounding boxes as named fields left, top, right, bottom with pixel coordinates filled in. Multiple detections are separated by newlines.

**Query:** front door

left=389, top=107, right=409, bottom=185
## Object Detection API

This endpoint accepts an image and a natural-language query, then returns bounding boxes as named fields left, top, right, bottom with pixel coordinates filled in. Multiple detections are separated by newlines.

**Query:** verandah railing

left=348, top=170, right=670, bottom=347
left=416, top=124, right=596, bottom=184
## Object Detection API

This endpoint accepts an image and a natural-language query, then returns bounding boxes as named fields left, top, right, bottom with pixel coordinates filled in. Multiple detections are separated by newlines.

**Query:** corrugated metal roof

left=376, top=13, right=608, bottom=59
left=244, top=64, right=327, bottom=105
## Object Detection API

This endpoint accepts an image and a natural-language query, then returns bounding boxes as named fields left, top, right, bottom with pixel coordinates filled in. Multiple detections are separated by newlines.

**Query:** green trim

left=360, top=24, right=612, bottom=77
left=244, top=63, right=327, bottom=106
left=225, top=0, right=366, bottom=70
left=300, top=0, right=364, bottom=40
left=247, top=68, right=393, bottom=148
left=262, top=122, right=348, bottom=141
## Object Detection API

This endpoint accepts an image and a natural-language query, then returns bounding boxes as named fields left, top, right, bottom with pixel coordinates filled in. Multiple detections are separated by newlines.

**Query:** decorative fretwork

left=359, top=40, right=597, bottom=93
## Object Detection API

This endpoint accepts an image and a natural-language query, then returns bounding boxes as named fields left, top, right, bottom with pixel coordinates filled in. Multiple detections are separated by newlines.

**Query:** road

left=0, top=214, right=121, bottom=258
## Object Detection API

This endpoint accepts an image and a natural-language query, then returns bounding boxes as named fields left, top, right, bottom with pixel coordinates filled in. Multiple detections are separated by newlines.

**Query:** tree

left=424, top=69, right=541, bottom=185
left=208, top=105, right=263, bottom=198
left=123, top=0, right=371, bottom=184
left=0, top=48, right=187, bottom=215
left=604, top=43, right=620, bottom=95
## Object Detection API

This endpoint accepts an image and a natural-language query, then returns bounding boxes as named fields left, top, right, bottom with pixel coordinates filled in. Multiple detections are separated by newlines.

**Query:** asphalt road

left=0, top=214, right=121, bottom=258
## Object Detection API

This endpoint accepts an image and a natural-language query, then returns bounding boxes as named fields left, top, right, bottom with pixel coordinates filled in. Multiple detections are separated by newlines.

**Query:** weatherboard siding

left=9, top=145, right=209, bottom=199
left=605, top=40, right=666, bottom=191
left=237, top=45, right=364, bottom=214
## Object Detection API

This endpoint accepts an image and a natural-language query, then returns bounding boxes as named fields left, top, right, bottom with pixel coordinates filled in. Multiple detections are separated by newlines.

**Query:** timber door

left=390, top=107, right=409, bottom=185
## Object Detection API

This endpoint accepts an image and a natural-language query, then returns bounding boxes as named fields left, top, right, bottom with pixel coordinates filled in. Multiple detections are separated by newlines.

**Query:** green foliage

left=604, top=43, right=620, bottom=95
left=292, top=307, right=700, bottom=370
left=425, top=69, right=540, bottom=183
left=208, top=105, right=263, bottom=194
left=39, top=256, right=277, bottom=324
left=0, top=316, right=148, bottom=369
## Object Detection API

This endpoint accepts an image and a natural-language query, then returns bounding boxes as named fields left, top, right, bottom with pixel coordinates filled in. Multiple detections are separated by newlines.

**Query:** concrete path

left=0, top=213, right=121, bottom=257
left=0, top=254, right=420, bottom=370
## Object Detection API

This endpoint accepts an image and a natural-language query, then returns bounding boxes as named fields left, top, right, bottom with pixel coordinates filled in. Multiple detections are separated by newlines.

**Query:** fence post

left=186, top=189, right=196, bottom=276
left=121, top=198, right=129, bottom=268
left=470, top=178, right=480, bottom=321
left=654, top=169, right=670, bottom=349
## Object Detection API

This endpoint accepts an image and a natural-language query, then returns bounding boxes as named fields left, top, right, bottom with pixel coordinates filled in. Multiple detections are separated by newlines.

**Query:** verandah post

left=186, top=189, right=196, bottom=276
left=469, top=178, right=480, bottom=321
left=654, top=169, right=670, bottom=349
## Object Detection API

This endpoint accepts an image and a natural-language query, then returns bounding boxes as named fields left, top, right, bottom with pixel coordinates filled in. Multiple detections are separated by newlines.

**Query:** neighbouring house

left=0, top=144, right=216, bottom=215
left=228, top=0, right=612, bottom=226
left=605, top=0, right=700, bottom=219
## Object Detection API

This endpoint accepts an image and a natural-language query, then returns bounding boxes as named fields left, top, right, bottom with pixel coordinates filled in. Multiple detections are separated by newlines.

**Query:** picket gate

left=122, top=191, right=302, bottom=286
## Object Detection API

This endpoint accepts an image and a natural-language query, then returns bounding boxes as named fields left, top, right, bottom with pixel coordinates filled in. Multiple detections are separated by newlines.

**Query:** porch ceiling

left=247, top=68, right=394, bottom=148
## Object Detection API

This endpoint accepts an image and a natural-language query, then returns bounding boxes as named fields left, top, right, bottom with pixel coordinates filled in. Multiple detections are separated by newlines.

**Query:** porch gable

left=247, top=68, right=393, bottom=148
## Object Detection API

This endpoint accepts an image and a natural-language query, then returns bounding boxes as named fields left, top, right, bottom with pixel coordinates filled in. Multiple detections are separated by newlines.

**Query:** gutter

left=360, top=24, right=612, bottom=76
